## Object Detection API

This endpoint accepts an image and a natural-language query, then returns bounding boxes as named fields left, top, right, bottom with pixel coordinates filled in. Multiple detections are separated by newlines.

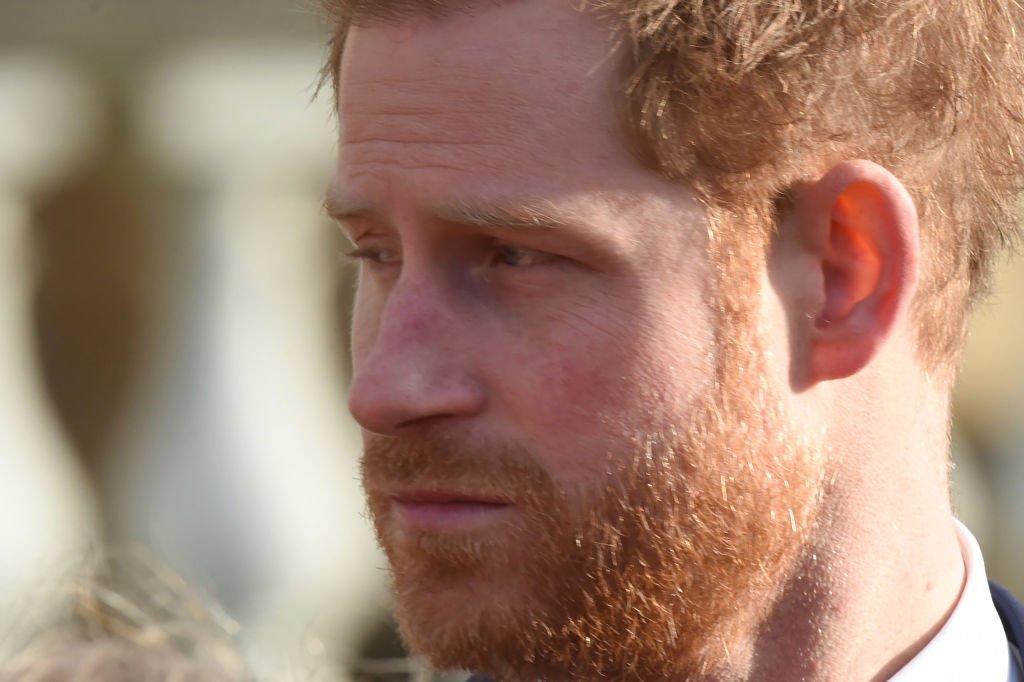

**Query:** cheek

left=494, top=343, right=634, bottom=480
left=540, top=341, right=623, bottom=426
left=490, top=303, right=713, bottom=476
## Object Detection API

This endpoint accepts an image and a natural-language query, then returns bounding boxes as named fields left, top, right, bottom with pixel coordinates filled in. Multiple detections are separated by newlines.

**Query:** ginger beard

left=360, top=236, right=827, bottom=680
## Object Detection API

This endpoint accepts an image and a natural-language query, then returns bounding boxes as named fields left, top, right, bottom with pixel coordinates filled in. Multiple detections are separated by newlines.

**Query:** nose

left=347, top=275, right=485, bottom=435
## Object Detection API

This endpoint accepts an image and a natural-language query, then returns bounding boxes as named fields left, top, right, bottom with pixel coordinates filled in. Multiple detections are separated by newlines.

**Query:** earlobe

left=795, top=161, right=920, bottom=384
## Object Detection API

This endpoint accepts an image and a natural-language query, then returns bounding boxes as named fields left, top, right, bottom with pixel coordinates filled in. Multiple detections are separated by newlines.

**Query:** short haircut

left=320, top=0, right=1024, bottom=374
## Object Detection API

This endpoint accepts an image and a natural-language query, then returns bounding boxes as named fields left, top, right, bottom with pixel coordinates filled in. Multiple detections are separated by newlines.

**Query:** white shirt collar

left=888, top=520, right=1019, bottom=682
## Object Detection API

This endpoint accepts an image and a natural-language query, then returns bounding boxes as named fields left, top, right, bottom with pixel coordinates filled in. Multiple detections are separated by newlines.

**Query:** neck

left=746, top=399, right=965, bottom=681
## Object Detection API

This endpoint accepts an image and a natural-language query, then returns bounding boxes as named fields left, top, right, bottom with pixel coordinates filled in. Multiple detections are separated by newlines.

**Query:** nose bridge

left=376, top=260, right=457, bottom=357
left=349, top=266, right=482, bottom=433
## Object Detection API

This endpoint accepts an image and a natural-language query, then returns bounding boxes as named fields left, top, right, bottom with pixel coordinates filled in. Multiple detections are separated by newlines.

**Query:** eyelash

left=343, top=244, right=556, bottom=268
left=343, top=246, right=397, bottom=264
left=491, top=244, right=555, bottom=267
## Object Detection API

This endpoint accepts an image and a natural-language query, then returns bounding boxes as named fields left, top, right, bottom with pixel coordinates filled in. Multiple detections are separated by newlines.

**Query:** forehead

left=336, top=0, right=634, bottom=200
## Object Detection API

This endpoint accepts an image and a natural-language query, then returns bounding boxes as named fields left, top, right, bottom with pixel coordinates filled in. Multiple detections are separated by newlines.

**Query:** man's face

left=333, top=1, right=825, bottom=678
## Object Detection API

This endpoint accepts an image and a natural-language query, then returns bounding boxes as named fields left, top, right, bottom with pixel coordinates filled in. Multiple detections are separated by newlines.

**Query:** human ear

left=789, top=160, right=920, bottom=384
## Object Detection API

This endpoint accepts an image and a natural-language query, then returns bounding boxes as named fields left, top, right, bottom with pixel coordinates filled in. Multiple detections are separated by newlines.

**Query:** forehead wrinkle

left=343, top=113, right=525, bottom=148
left=340, top=35, right=548, bottom=107
left=343, top=133, right=516, bottom=151
left=341, top=137, right=518, bottom=182
left=342, top=76, right=533, bottom=115
left=340, top=78, right=552, bottom=154
left=340, top=96, right=557, bottom=179
left=341, top=81, right=555, bottom=141
left=337, top=7, right=630, bottom=175
left=340, top=20, right=614, bottom=124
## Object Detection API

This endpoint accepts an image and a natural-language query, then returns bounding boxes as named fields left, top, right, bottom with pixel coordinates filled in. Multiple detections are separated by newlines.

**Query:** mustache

left=360, top=433, right=557, bottom=501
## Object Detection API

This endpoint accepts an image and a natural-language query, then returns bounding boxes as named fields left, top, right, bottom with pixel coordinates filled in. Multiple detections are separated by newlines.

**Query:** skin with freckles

left=330, top=1, right=967, bottom=680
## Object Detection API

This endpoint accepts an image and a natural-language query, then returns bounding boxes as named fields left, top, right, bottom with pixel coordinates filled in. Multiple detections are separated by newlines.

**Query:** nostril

left=393, top=413, right=458, bottom=432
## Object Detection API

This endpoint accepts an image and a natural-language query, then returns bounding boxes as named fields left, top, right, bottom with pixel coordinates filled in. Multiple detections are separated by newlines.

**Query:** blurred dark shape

left=32, top=85, right=151, bottom=490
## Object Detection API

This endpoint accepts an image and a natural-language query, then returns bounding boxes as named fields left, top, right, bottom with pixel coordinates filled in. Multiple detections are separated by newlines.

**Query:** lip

left=390, top=489, right=514, bottom=532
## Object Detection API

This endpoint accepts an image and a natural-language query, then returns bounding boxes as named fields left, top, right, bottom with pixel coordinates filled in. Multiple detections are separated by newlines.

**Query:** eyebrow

left=323, top=188, right=374, bottom=223
left=323, top=189, right=580, bottom=232
left=436, top=200, right=577, bottom=231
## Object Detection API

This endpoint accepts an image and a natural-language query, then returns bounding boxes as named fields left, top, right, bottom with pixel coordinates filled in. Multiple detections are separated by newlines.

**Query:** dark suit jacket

left=992, top=580, right=1024, bottom=674
left=467, top=582, right=1024, bottom=681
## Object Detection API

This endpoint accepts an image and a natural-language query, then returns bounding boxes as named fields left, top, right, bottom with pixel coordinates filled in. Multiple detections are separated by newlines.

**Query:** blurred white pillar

left=109, top=44, right=385, bottom=680
left=0, top=53, right=102, bottom=659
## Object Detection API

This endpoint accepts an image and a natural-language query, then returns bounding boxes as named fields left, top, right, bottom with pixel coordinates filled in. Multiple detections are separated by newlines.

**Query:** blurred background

left=0, top=1, right=1022, bottom=680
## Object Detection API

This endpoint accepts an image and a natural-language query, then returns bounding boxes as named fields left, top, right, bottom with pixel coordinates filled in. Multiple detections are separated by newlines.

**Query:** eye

left=492, top=244, right=556, bottom=267
left=344, top=245, right=399, bottom=266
